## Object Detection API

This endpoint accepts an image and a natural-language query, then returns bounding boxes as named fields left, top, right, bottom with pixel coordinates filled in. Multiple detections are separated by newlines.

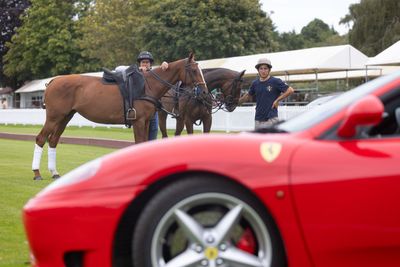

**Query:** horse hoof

left=52, top=174, right=61, bottom=179
left=33, top=176, right=43, bottom=181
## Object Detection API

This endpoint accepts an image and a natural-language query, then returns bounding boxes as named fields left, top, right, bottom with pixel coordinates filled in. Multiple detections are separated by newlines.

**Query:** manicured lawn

left=0, top=123, right=208, bottom=141
left=0, top=138, right=116, bottom=266
left=0, top=123, right=228, bottom=266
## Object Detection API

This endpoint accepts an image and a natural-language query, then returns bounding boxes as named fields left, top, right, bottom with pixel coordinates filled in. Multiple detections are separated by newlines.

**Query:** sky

left=260, top=0, right=360, bottom=35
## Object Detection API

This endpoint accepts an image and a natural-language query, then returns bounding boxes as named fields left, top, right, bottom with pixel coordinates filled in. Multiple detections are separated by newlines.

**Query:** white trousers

left=255, top=117, right=280, bottom=130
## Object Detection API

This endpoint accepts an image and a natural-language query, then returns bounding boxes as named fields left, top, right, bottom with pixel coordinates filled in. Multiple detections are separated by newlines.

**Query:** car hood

left=37, top=132, right=307, bottom=196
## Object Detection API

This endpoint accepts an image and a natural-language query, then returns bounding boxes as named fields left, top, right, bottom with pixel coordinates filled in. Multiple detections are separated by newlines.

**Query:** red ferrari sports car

left=24, top=71, right=400, bottom=267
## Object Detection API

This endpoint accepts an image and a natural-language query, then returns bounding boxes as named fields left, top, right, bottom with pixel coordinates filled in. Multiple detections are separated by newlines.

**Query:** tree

left=3, top=0, right=88, bottom=83
left=276, top=30, right=305, bottom=51
left=0, top=0, right=30, bottom=87
left=301, top=18, right=345, bottom=48
left=76, top=0, right=147, bottom=70
left=138, top=0, right=278, bottom=61
left=340, top=0, right=400, bottom=56
left=276, top=19, right=346, bottom=52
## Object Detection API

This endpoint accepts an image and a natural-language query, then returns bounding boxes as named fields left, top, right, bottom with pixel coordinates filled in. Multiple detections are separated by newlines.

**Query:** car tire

left=132, top=176, right=286, bottom=267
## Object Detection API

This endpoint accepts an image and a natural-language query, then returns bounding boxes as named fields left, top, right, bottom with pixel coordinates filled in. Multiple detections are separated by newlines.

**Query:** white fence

left=0, top=106, right=310, bottom=132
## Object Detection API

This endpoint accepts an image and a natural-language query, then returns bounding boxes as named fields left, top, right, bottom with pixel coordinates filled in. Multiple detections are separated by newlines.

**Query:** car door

left=290, top=89, right=400, bottom=267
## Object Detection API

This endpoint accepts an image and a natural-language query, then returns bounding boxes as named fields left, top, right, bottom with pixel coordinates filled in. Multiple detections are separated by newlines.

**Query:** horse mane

left=203, top=68, right=240, bottom=84
left=143, top=57, right=186, bottom=79
left=202, top=68, right=220, bottom=74
left=155, top=58, right=186, bottom=71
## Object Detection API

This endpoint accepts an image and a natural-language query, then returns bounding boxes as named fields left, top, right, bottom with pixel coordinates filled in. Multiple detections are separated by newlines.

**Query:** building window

left=31, top=96, right=43, bottom=108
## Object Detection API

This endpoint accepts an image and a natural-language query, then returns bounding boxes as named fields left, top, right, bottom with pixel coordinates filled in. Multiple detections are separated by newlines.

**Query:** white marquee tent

left=366, top=40, right=400, bottom=66
left=199, top=44, right=369, bottom=76
left=273, top=66, right=400, bottom=82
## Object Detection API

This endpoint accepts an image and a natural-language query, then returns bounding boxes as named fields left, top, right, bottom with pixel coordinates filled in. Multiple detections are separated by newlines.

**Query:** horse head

left=222, top=69, right=245, bottom=112
left=180, top=52, right=208, bottom=97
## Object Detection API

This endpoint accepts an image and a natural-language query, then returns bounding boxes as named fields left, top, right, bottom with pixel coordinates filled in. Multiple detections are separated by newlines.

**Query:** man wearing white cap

left=239, top=58, right=294, bottom=129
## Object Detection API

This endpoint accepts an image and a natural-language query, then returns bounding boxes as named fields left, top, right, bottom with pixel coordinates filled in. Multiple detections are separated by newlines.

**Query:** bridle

left=147, top=61, right=206, bottom=95
left=144, top=60, right=207, bottom=117
left=212, top=75, right=243, bottom=112
left=183, top=61, right=207, bottom=97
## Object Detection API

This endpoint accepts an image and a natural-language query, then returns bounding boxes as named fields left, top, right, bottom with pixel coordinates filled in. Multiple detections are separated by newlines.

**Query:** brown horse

left=32, top=53, right=207, bottom=180
left=158, top=68, right=245, bottom=137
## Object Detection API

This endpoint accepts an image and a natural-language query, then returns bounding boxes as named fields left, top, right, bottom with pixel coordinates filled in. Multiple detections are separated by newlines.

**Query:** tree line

left=1, top=0, right=399, bottom=89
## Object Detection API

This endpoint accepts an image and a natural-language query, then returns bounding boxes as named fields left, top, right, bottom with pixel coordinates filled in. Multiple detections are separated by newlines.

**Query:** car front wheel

left=132, top=176, right=286, bottom=267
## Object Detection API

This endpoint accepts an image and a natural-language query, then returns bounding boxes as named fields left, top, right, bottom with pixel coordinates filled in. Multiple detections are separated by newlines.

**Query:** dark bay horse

left=32, top=53, right=207, bottom=180
left=158, top=68, right=245, bottom=137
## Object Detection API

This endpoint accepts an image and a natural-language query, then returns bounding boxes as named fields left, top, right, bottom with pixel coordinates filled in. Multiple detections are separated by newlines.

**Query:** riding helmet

left=137, top=51, right=154, bottom=63
left=255, top=58, right=272, bottom=69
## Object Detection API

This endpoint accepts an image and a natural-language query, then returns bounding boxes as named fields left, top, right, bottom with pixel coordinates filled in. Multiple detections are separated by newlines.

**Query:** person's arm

left=239, top=82, right=256, bottom=105
left=272, top=86, right=294, bottom=108
left=238, top=93, right=253, bottom=105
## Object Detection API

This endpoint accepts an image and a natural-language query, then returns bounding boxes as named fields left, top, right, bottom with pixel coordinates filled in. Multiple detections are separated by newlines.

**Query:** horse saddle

left=102, top=65, right=145, bottom=126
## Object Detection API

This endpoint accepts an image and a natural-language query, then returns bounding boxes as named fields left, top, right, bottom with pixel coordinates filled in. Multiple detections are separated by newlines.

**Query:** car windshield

left=306, top=93, right=342, bottom=107
left=277, top=73, right=399, bottom=133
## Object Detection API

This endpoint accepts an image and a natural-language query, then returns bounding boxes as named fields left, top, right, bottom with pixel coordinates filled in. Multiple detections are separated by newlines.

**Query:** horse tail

left=45, top=78, right=55, bottom=88
left=42, top=78, right=57, bottom=109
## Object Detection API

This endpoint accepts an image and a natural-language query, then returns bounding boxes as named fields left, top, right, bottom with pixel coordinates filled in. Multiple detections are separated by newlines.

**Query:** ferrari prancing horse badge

left=260, top=142, right=282, bottom=163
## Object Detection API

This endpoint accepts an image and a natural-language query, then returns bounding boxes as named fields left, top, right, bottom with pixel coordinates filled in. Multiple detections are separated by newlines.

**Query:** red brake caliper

left=236, top=228, right=256, bottom=254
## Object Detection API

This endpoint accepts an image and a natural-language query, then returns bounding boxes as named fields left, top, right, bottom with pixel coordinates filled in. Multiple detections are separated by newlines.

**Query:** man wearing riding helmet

left=137, top=51, right=168, bottom=140
left=239, top=58, right=294, bottom=130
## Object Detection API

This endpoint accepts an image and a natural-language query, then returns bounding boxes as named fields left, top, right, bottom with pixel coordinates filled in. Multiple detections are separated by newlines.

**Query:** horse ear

left=240, top=70, right=246, bottom=77
left=188, top=52, right=195, bottom=62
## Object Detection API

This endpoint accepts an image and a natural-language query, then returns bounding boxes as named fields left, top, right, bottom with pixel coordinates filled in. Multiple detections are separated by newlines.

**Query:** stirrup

left=126, top=108, right=137, bottom=121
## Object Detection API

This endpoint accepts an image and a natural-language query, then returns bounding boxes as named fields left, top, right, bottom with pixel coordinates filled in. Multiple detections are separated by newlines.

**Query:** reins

left=143, top=61, right=206, bottom=118
left=209, top=74, right=243, bottom=112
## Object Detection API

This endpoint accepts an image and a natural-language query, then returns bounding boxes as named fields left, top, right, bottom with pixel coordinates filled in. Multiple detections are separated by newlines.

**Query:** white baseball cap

left=255, top=58, right=272, bottom=69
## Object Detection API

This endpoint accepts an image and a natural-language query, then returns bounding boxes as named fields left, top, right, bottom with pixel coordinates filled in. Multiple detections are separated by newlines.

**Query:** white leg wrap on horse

left=32, top=144, right=43, bottom=170
left=48, top=147, right=58, bottom=175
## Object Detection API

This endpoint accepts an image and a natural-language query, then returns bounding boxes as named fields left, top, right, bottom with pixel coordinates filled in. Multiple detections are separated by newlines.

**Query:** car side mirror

left=337, top=95, right=384, bottom=138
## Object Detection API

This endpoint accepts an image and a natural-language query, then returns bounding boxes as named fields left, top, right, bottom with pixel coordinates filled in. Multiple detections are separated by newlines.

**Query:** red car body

left=24, top=71, right=400, bottom=267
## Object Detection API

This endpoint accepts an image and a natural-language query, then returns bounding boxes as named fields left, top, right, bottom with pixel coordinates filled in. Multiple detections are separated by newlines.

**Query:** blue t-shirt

left=248, top=77, right=289, bottom=121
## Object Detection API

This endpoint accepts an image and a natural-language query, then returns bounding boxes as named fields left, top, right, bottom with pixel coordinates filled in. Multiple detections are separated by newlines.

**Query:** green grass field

left=0, top=123, right=211, bottom=141
left=0, top=124, right=228, bottom=266
left=0, top=123, right=135, bottom=140
left=0, top=135, right=116, bottom=266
